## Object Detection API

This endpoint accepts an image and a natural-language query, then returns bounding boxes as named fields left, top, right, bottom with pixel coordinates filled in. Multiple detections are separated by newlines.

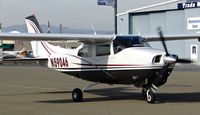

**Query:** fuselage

left=46, top=36, right=175, bottom=87
left=24, top=14, right=175, bottom=87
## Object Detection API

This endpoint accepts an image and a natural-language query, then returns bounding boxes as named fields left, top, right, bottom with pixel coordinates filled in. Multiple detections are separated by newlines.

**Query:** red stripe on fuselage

left=41, top=42, right=51, bottom=55
left=43, top=42, right=56, bottom=53
left=72, top=63, right=142, bottom=67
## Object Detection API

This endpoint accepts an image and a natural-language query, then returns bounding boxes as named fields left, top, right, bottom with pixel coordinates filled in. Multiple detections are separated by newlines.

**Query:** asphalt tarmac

left=0, top=65, right=200, bottom=115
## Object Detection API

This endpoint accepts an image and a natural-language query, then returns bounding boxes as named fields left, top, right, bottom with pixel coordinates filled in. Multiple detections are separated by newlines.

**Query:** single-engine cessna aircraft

left=0, top=15, right=198, bottom=103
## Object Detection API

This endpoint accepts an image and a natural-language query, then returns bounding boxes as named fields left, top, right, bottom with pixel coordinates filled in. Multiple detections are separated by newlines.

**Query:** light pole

left=114, top=0, right=117, bottom=34
left=97, top=0, right=118, bottom=34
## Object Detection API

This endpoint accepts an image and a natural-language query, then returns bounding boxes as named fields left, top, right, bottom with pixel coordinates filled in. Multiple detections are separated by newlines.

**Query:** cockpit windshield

left=113, top=36, right=150, bottom=54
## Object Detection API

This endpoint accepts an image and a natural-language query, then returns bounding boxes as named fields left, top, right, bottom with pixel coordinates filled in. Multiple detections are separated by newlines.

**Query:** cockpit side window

left=113, top=39, right=126, bottom=54
left=96, top=44, right=110, bottom=56
left=78, top=46, right=92, bottom=57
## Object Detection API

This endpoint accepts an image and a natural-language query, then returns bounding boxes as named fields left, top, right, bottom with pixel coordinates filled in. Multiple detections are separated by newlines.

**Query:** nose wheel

left=146, top=89, right=155, bottom=103
left=142, top=87, right=156, bottom=103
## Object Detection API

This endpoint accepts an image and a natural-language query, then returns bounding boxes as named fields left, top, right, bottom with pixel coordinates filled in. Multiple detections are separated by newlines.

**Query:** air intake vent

left=153, top=55, right=162, bottom=63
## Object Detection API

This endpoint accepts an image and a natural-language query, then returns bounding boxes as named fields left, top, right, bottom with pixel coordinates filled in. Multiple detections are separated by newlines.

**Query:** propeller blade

left=157, top=27, right=169, bottom=56
left=177, top=58, right=193, bottom=63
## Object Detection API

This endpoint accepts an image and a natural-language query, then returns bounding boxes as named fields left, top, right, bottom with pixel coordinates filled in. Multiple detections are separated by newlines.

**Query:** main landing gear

left=72, top=88, right=83, bottom=102
left=72, top=83, right=99, bottom=102
left=71, top=83, right=157, bottom=103
left=142, top=85, right=157, bottom=103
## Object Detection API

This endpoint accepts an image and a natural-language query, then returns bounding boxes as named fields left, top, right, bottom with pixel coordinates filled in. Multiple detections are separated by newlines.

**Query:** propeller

left=176, top=58, right=193, bottom=63
left=157, top=27, right=193, bottom=64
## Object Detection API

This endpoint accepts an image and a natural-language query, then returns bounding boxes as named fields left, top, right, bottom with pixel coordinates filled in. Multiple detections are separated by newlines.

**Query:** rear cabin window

left=78, top=46, right=92, bottom=57
left=96, top=44, right=110, bottom=56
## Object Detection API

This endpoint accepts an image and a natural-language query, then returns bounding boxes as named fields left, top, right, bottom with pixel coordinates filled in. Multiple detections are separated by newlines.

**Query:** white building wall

left=117, top=14, right=129, bottom=35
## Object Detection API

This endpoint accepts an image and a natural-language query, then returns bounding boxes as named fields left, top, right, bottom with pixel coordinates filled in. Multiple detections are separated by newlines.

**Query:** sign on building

left=177, top=1, right=200, bottom=9
left=97, top=0, right=115, bottom=6
left=187, top=17, right=200, bottom=30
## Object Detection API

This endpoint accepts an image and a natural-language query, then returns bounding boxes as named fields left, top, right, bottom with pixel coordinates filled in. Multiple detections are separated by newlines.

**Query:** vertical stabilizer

left=25, top=15, right=53, bottom=58
left=25, top=15, right=43, bottom=33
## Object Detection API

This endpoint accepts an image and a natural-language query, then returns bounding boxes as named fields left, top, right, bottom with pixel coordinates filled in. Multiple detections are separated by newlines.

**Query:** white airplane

left=0, top=15, right=198, bottom=103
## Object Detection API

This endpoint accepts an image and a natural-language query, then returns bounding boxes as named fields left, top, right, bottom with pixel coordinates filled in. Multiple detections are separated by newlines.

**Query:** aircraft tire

left=72, top=88, right=83, bottom=102
left=146, top=90, right=155, bottom=103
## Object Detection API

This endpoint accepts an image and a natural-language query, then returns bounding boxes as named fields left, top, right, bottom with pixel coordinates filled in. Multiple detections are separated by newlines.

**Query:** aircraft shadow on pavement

left=0, top=91, right=72, bottom=97
left=35, top=87, right=200, bottom=104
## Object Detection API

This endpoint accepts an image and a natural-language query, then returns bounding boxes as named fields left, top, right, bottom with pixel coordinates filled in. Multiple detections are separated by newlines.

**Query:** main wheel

left=146, top=90, right=155, bottom=103
left=72, top=88, right=83, bottom=102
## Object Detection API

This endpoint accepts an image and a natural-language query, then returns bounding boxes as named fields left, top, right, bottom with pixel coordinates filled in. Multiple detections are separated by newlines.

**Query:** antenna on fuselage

left=89, top=20, right=97, bottom=35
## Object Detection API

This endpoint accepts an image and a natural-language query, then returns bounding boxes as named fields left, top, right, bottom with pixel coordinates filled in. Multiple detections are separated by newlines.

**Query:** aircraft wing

left=0, top=33, right=114, bottom=44
left=0, top=32, right=199, bottom=43
left=144, top=34, right=200, bottom=42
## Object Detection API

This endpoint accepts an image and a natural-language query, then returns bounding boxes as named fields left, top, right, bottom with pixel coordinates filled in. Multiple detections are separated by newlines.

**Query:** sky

left=0, top=0, right=167, bottom=31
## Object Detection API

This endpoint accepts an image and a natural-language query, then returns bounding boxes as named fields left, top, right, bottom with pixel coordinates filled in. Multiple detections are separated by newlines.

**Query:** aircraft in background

left=0, top=31, right=33, bottom=60
left=0, top=48, right=33, bottom=60
left=0, top=14, right=198, bottom=103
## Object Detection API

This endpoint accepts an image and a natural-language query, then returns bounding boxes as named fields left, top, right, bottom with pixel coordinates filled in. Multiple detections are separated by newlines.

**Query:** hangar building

left=117, top=0, right=200, bottom=64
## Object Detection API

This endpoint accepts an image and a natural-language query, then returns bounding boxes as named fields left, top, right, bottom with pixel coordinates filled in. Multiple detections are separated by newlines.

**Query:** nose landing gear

left=146, top=89, right=155, bottom=103
left=142, top=85, right=157, bottom=103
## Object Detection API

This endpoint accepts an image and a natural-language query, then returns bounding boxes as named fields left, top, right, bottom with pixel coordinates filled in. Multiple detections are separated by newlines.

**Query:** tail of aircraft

left=25, top=15, right=55, bottom=58
left=25, top=15, right=43, bottom=34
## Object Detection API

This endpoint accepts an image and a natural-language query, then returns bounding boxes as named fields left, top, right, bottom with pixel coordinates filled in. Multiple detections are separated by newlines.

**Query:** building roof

left=117, top=0, right=183, bottom=16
